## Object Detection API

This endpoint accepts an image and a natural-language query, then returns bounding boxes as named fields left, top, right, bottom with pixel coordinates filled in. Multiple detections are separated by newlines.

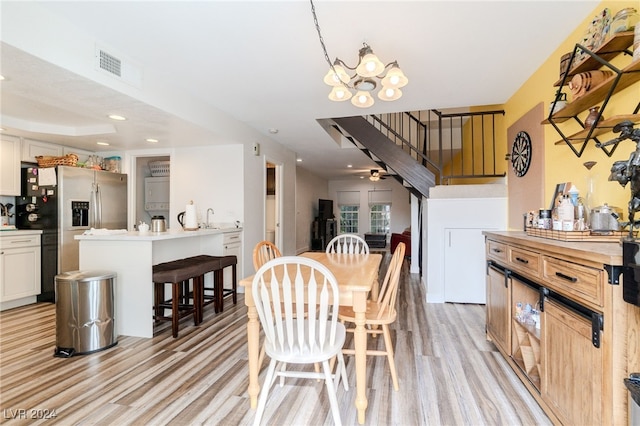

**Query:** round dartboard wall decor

left=511, top=131, right=532, bottom=177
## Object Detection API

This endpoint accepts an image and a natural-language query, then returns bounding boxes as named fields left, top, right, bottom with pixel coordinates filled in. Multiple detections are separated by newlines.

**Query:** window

left=339, top=205, right=359, bottom=234
left=370, top=204, right=391, bottom=234
left=337, top=191, right=360, bottom=234
left=368, top=190, right=392, bottom=234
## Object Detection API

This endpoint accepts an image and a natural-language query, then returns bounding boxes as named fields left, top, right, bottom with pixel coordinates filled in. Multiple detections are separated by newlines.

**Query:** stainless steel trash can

left=54, top=270, right=117, bottom=357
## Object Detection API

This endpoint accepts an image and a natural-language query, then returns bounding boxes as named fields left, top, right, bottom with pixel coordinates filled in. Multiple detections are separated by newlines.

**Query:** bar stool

left=152, top=255, right=219, bottom=338
left=216, top=255, right=237, bottom=312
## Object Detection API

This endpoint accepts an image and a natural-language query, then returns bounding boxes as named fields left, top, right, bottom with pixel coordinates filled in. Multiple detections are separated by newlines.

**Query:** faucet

left=206, top=208, right=215, bottom=228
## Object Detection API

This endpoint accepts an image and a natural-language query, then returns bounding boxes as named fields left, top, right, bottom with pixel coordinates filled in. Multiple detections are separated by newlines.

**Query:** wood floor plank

left=0, top=255, right=551, bottom=425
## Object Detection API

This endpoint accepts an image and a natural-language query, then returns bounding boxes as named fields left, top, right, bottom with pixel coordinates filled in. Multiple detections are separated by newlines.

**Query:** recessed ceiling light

left=0, top=127, right=4, bottom=132
left=108, top=114, right=127, bottom=121
left=296, top=158, right=302, bottom=162
left=269, top=128, right=279, bottom=134
left=96, top=141, right=110, bottom=146
left=0, top=75, right=5, bottom=81
left=347, top=164, right=352, bottom=168
left=146, top=138, right=158, bottom=143
left=359, top=176, right=364, bottom=179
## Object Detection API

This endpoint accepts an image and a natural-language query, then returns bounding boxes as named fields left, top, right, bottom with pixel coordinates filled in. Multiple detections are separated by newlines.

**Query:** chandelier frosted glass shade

left=322, top=43, right=407, bottom=108
left=351, top=91, right=375, bottom=108
left=329, top=85, right=352, bottom=101
left=378, top=87, right=403, bottom=102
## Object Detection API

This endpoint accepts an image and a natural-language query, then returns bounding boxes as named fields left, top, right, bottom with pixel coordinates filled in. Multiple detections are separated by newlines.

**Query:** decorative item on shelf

left=576, top=8, right=612, bottom=62
left=584, top=106, right=604, bottom=128
left=596, top=121, right=640, bottom=238
left=35, top=153, right=78, bottom=168
left=559, top=52, right=573, bottom=80
left=549, top=90, right=568, bottom=115
left=310, top=0, right=407, bottom=108
left=609, top=7, right=638, bottom=38
left=568, top=70, right=614, bottom=99
left=634, top=23, right=640, bottom=61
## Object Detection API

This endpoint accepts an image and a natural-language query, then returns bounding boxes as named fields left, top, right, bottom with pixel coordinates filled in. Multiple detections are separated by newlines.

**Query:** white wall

left=327, top=178, right=411, bottom=238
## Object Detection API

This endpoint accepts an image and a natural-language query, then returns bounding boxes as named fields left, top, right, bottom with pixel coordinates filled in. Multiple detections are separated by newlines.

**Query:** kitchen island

left=76, top=227, right=242, bottom=338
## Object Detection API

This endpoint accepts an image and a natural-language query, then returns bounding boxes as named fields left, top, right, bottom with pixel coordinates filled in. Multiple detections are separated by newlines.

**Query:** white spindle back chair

left=326, top=234, right=370, bottom=254
left=252, top=256, right=348, bottom=426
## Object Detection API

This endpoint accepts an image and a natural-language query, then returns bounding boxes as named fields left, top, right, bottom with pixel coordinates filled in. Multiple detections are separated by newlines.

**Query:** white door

left=443, top=228, right=491, bottom=303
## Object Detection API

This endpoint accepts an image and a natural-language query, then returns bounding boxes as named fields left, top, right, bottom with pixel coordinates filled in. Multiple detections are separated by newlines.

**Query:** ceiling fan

left=369, top=169, right=387, bottom=181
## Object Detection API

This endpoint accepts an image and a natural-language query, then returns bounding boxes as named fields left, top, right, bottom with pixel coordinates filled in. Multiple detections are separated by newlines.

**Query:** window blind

left=337, top=191, right=360, bottom=206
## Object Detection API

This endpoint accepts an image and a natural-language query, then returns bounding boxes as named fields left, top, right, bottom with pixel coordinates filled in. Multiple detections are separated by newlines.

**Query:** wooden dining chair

left=253, top=240, right=283, bottom=368
left=252, top=240, right=282, bottom=270
left=338, top=241, right=405, bottom=391
left=251, top=256, right=349, bottom=426
left=326, top=233, right=370, bottom=254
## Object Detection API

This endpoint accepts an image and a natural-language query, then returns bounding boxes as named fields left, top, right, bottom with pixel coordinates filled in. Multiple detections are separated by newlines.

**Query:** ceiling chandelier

left=310, top=0, right=408, bottom=108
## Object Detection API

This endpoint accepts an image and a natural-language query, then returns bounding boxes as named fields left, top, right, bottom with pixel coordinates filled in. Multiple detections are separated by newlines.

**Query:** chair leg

left=253, top=359, right=278, bottom=426
left=322, top=359, right=343, bottom=426
left=382, top=324, right=399, bottom=391
left=231, top=264, right=237, bottom=304
left=171, top=282, right=179, bottom=338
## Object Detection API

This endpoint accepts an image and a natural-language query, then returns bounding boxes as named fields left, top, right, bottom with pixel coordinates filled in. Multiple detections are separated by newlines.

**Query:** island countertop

left=75, top=227, right=242, bottom=241
left=77, top=227, right=242, bottom=338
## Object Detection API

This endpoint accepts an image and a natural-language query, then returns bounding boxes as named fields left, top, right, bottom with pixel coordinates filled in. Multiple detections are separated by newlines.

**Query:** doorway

left=265, top=161, right=282, bottom=248
left=129, top=153, right=172, bottom=230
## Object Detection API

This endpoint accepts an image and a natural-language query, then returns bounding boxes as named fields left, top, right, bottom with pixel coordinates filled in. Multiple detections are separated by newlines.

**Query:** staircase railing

left=366, top=109, right=506, bottom=184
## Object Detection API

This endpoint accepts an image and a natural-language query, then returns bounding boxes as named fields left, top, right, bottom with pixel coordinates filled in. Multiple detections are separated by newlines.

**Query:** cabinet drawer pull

left=492, top=248, right=503, bottom=253
left=11, top=239, right=33, bottom=244
left=555, top=271, right=577, bottom=282
left=515, top=257, right=529, bottom=264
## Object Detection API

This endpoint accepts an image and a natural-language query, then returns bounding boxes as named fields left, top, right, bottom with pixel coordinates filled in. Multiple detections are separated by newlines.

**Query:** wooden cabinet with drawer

left=542, top=255, right=603, bottom=309
left=483, top=231, right=632, bottom=426
left=507, top=245, right=541, bottom=278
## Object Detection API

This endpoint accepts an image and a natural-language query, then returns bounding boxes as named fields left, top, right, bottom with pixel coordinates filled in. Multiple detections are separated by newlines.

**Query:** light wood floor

left=0, top=256, right=551, bottom=425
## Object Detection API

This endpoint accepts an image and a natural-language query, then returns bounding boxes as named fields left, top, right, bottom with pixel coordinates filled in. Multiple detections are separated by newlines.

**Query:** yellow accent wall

left=504, top=0, right=639, bottom=222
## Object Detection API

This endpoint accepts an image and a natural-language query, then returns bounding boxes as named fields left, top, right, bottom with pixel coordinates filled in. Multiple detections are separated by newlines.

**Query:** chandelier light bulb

left=356, top=45, right=385, bottom=78
left=378, top=87, right=402, bottom=101
left=323, top=62, right=349, bottom=86
left=381, top=64, right=408, bottom=88
left=329, top=85, right=352, bottom=101
left=351, top=90, right=374, bottom=108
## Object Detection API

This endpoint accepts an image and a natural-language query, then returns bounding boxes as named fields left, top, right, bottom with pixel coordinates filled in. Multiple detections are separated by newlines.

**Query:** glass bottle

left=610, top=7, right=639, bottom=37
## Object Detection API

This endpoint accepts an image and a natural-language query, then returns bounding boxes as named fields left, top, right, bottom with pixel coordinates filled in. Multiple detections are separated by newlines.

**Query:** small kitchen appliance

left=151, top=215, right=166, bottom=232
left=589, top=203, right=622, bottom=231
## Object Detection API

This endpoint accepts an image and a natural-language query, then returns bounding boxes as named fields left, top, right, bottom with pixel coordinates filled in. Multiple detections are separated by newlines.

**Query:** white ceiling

left=0, top=0, right=600, bottom=180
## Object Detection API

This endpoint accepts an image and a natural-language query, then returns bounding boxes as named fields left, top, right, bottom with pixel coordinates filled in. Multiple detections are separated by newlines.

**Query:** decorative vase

left=585, top=106, right=603, bottom=129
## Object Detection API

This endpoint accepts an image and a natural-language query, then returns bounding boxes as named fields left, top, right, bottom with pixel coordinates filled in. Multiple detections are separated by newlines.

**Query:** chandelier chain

left=310, top=0, right=353, bottom=89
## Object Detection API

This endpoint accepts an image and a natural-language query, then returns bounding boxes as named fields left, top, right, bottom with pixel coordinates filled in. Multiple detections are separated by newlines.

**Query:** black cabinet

left=311, top=218, right=336, bottom=251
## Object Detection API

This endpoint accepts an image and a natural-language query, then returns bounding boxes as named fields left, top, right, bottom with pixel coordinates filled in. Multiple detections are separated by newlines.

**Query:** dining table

left=239, top=250, right=383, bottom=424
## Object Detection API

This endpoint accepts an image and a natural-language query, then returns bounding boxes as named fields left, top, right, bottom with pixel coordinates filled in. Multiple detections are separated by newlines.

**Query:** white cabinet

left=0, top=136, right=21, bottom=196
left=21, top=139, right=63, bottom=163
left=425, top=189, right=507, bottom=303
left=0, top=232, right=41, bottom=310
left=444, top=228, right=489, bottom=303
left=223, top=231, right=242, bottom=292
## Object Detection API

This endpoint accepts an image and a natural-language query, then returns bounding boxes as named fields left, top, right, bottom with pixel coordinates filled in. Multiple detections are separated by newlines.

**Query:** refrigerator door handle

left=96, top=182, right=102, bottom=228
left=91, top=182, right=98, bottom=228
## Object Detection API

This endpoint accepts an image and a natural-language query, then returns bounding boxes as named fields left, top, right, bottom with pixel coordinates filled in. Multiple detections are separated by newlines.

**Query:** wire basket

left=36, top=153, right=79, bottom=168
left=149, top=160, right=170, bottom=177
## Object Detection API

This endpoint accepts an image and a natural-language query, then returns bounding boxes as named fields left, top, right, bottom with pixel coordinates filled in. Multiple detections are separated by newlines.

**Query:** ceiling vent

left=98, top=49, right=121, bottom=77
left=95, top=44, right=142, bottom=88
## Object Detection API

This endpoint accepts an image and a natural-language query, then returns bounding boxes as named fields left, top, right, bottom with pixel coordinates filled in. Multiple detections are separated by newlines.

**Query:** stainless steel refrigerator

left=57, top=166, right=127, bottom=273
